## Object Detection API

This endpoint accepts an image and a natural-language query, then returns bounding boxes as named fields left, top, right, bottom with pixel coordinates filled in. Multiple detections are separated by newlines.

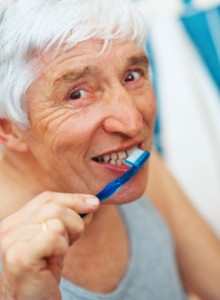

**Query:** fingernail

left=85, top=197, right=99, bottom=206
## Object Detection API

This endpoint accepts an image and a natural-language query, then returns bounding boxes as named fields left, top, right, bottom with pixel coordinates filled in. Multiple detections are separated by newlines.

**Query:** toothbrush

left=96, top=148, right=150, bottom=202
left=80, top=148, right=150, bottom=217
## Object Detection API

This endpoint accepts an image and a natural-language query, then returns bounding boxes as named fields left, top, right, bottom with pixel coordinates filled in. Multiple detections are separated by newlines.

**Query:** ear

left=0, top=119, right=28, bottom=152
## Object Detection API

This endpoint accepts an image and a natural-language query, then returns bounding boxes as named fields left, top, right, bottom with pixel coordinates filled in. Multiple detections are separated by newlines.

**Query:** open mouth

left=92, top=147, right=136, bottom=166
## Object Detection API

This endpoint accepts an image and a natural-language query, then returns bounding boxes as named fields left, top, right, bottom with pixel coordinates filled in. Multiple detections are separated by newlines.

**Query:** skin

left=0, top=39, right=156, bottom=299
left=0, top=39, right=220, bottom=300
left=13, top=39, right=155, bottom=203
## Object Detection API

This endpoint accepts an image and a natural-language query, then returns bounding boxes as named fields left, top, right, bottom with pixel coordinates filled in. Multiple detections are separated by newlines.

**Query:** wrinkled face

left=22, top=39, right=156, bottom=204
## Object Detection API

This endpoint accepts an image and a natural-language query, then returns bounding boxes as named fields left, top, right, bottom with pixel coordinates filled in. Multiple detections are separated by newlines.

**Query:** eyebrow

left=53, top=65, right=98, bottom=89
left=52, top=54, right=149, bottom=90
left=126, top=55, right=149, bottom=69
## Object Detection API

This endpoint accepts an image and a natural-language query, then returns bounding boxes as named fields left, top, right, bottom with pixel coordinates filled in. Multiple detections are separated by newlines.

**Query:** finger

left=43, top=192, right=99, bottom=211
left=39, top=217, right=84, bottom=245
left=36, top=201, right=85, bottom=239
left=2, top=209, right=84, bottom=254
left=20, top=192, right=100, bottom=217
left=4, top=231, right=69, bottom=277
left=0, top=195, right=95, bottom=252
left=0, top=193, right=99, bottom=255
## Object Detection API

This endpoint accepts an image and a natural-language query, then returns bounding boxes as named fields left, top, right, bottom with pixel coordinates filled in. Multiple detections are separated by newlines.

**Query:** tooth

left=118, top=151, right=127, bottom=160
left=110, top=159, right=117, bottom=165
left=110, top=153, right=118, bottom=160
left=103, top=154, right=111, bottom=162
left=127, top=147, right=136, bottom=156
left=116, top=160, right=123, bottom=166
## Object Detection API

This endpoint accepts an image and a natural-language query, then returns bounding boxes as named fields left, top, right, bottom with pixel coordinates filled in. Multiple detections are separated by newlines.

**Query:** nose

left=102, top=85, right=143, bottom=138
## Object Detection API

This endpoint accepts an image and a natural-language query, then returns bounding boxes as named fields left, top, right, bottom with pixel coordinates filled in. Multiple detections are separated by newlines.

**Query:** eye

left=69, top=89, right=86, bottom=100
left=124, top=70, right=141, bottom=83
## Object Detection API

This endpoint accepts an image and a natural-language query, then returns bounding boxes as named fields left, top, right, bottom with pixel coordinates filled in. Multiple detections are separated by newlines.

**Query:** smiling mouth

left=92, top=146, right=136, bottom=166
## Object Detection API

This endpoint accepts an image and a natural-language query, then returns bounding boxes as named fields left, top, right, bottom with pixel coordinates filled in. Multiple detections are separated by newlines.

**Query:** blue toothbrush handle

left=80, top=150, right=150, bottom=217
left=96, top=165, right=138, bottom=202
left=96, top=150, right=150, bottom=202
left=80, top=168, right=138, bottom=217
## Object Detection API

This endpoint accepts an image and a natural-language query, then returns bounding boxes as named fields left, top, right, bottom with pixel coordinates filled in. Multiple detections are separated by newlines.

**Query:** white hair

left=0, top=0, right=147, bottom=128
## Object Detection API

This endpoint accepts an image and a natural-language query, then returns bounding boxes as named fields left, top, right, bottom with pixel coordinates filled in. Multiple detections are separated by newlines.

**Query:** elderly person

left=0, top=1, right=219, bottom=299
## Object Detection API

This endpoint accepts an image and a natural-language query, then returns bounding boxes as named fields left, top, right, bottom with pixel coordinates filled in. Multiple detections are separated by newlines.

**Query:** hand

left=0, top=192, right=99, bottom=300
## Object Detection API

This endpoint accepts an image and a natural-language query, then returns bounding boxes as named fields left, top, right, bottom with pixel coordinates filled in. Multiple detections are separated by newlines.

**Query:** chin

left=102, top=168, right=148, bottom=205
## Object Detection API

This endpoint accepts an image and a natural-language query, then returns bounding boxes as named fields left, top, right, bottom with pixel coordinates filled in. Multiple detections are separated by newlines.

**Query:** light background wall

left=134, top=0, right=220, bottom=236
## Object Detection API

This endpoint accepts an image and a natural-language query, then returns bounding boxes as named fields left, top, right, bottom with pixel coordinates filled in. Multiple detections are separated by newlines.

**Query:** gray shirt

left=0, top=197, right=187, bottom=299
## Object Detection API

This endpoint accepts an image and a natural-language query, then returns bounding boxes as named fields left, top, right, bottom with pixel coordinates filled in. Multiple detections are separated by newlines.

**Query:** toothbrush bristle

left=124, top=148, right=150, bottom=167
left=126, top=148, right=144, bottom=163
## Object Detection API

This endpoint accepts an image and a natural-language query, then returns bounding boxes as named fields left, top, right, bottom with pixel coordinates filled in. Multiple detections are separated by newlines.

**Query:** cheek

left=139, top=85, right=157, bottom=126
left=48, top=111, right=99, bottom=156
left=106, top=164, right=149, bottom=205
left=147, top=99, right=157, bottom=125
